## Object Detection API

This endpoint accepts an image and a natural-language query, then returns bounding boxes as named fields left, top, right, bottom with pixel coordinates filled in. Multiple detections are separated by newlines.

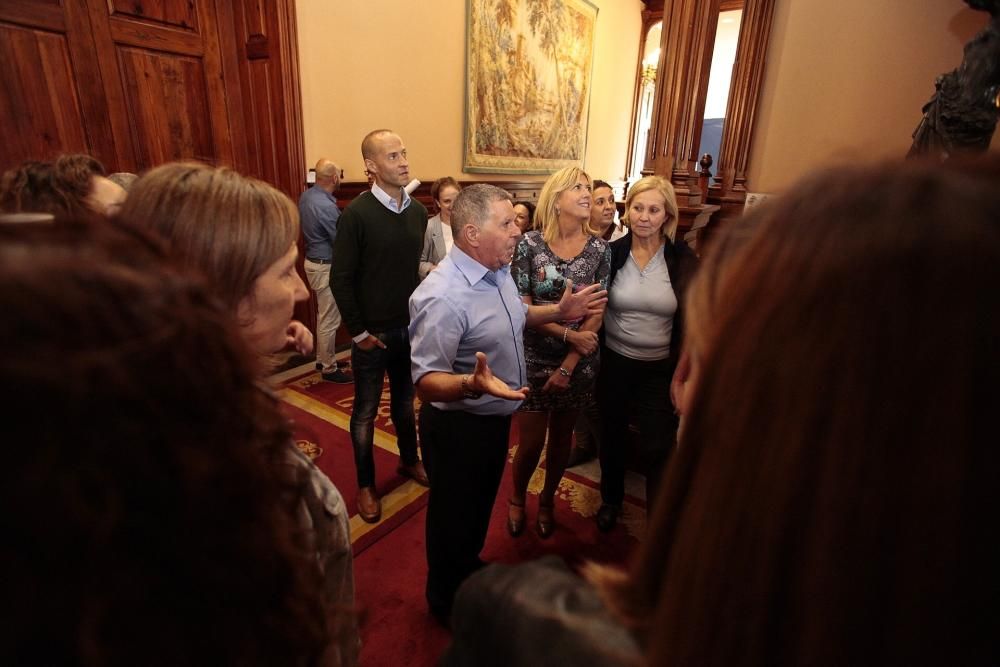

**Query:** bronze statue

left=908, top=0, right=1000, bottom=160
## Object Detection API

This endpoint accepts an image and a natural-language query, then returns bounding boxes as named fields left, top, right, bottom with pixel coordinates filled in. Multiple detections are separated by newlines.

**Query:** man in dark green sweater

left=331, top=129, right=429, bottom=523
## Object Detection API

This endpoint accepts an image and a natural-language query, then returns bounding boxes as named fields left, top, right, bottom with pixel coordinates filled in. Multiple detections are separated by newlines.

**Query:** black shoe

left=426, top=592, right=452, bottom=629
left=322, top=369, right=353, bottom=384
left=596, top=504, right=620, bottom=533
left=537, top=502, right=555, bottom=539
left=507, top=499, right=526, bottom=537
left=567, top=445, right=597, bottom=468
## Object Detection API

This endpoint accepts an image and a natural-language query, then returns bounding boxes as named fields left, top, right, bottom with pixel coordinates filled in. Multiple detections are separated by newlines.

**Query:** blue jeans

left=350, top=326, right=419, bottom=488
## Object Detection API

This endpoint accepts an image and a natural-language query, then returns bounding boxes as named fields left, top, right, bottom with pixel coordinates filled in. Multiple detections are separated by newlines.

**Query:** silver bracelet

left=558, top=366, right=572, bottom=377
left=562, top=326, right=570, bottom=344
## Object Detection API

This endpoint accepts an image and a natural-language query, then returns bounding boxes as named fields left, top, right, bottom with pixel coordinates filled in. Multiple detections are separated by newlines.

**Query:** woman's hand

left=285, top=320, right=314, bottom=355
left=541, top=366, right=572, bottom=393
left=356, top=334, right=387, bottom=351
left=568, top=329, right=599, bottom=356
left=670, top=347, right=691, bottom=414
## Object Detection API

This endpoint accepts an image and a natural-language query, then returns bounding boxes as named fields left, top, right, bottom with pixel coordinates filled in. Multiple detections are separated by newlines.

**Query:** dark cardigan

left=604, top=232, right=698, bottom=367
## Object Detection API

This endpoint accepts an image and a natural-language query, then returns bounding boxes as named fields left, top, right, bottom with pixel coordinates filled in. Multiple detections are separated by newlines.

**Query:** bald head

left=86, top=176, right=128, bottom=217
left=313, top=158, right=340, bottom=193
left=361, top=129, right=395, bottom=160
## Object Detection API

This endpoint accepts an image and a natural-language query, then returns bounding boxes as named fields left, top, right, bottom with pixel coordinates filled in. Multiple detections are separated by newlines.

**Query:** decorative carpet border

left=280, top=383, right=646, bottom=545
left=279, top=387, right=430, bottom=551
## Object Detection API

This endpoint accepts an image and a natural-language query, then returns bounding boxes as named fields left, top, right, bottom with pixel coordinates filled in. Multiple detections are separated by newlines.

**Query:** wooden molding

left=277, top=0, right=306, bottom=200
left=646, top=0, right=721, bottom=205
left=334, top=179, right=554, bottom=212
left=624, top=9, right=663, bottom=182
left=711, top=0, right=774, bottom=198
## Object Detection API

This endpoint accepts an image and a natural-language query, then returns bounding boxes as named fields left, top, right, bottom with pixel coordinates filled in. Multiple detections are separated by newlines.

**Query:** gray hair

left=450, top=183, right=512, bottom=236
left=107, top=172, right=138, bottom=192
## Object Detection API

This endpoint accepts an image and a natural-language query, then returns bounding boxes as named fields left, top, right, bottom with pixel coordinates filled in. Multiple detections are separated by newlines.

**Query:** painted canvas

left=465, top=0, right=598, bottom=174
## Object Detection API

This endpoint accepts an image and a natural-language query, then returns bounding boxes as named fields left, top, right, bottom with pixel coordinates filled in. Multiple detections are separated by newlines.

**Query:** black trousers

left=597, top=346, right=678, bottom=507
left=420, top=402, right=511, bottom=616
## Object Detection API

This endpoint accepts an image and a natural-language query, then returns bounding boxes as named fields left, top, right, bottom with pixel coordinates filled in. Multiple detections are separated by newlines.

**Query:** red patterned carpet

left=276, top=365, right=647, bottom=666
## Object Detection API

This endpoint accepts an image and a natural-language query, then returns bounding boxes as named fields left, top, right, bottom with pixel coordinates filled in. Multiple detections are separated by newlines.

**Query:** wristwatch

left=461, top=374, right=483, bottom=399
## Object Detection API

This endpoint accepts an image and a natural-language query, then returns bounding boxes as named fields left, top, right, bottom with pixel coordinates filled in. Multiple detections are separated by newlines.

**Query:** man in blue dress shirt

left=299, top=158, right=352, bottom=384
left=408, top=184, right=607, bottom=623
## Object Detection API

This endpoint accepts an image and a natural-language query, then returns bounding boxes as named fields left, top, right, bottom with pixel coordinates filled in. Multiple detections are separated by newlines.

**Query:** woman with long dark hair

left=0, top=218, right=343, bottom=664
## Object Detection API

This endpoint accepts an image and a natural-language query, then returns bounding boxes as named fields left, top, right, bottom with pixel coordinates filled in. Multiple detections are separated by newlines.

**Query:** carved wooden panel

left=229, top=0, right=304, bottom=199
left=0, top=23, right=88, bottom=164
left=1, top=0, right=302, bottom=205
left=118, top=48, right=216, bottom=165
left=109, top=0, right=199, bottom=31
left=81, top=0, right=244, bottom=171
left=0, top=0, right=65, bottom=31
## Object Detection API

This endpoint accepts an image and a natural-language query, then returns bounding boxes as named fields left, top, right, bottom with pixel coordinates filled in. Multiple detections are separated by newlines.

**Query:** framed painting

left=464, top=0, right=599, bottom=174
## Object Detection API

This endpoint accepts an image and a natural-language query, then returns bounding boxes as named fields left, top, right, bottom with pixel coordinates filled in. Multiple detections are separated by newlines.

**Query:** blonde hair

left=624, top=175, right=679, bottom=241
left=535, top=166, right=596, bottom=243
left=118, top=162, right=299, bottom=312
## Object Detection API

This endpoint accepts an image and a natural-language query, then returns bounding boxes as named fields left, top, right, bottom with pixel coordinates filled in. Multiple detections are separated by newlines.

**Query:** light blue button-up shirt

left=371, top=182, right=412, bottom=213
left=409, top=246, right=527, bottom=416
left=298, top=186, right=340, bottom=261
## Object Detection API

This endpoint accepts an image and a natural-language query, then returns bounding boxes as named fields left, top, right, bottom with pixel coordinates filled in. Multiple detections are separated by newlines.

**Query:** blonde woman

left=508, top=167, right=611, bottom=538
left=594, top=176, right=697, bottom=532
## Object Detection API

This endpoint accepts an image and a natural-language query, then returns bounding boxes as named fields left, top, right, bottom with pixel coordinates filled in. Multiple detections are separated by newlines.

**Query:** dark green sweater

left=330, top=191, right=427, bottom=336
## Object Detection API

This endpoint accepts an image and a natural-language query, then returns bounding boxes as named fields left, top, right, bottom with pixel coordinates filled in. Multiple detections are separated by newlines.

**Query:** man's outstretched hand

left=469, top=351, right=528, bottom=401
left=557, top=280, right=608, bottom=321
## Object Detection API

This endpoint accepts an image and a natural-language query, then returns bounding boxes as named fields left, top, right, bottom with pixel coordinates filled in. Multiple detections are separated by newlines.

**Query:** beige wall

left=296, top=0, right=643, bottom=183
left=749, top=0, right=998, bottom=193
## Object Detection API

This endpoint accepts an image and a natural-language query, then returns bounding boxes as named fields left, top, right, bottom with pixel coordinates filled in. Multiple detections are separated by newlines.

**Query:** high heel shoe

left=537, top=501, right=555, bottom=539
left=507, top=499, right=526, bottom=537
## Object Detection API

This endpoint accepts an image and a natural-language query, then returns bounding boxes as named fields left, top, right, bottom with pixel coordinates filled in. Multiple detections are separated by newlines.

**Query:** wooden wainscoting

left=333, top=179, right=553, bottom=212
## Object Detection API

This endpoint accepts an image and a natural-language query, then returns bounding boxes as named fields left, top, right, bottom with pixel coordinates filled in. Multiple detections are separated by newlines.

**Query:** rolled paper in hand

left=404, top=178, right=421, bottom=195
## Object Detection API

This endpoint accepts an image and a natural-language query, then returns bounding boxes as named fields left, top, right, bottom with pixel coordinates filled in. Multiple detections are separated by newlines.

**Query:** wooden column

left=711, top=0, right=775, bottom=199
left=644, top=0, right=721, bottom=207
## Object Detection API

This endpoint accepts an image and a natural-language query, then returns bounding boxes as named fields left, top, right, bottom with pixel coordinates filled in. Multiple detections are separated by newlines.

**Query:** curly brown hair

left=0, top=218, right=340, bottom=665
left=0, top=154, right=106, bottom=219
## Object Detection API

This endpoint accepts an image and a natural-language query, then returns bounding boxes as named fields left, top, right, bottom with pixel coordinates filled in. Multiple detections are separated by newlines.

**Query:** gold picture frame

left=464, top=0, right=599, bottom=174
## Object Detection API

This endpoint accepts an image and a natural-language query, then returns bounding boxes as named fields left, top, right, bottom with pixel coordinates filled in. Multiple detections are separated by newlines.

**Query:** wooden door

left=0, top=0, right=249, bottom=174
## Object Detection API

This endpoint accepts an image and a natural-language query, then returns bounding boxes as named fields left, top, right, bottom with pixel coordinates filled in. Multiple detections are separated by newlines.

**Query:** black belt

left=306, top=257, right=330, bottom=264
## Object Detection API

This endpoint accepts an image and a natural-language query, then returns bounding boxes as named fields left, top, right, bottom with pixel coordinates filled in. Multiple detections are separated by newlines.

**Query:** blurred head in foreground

left=0, top=218, right=337, bottom=664
left=589, top=157, right=1000, bottom=665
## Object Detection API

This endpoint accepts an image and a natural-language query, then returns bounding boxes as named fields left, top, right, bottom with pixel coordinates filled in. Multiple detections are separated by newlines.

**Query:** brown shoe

left=397, top=460, right=430, bottom=487
left=357, top=486, right=381, bottom=523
